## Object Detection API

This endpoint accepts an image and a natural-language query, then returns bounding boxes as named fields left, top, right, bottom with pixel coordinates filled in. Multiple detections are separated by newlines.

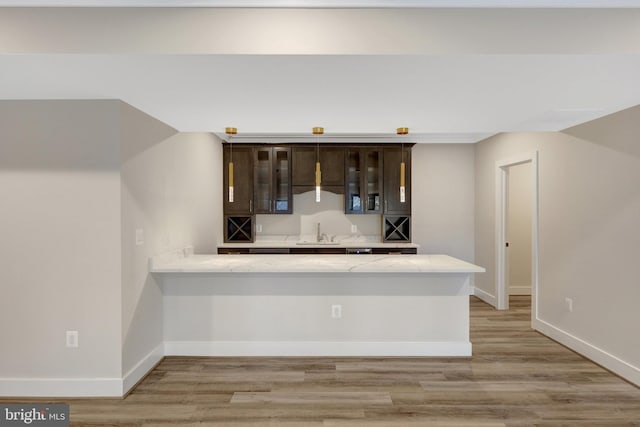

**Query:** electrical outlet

left=351, top=224, right=357, bottom=233
left=565, top=297, right=573, bottom=312
left=256, top=224, right=263, bottom=233
left=331, top=304, right=342, bottom=318
left=135, top=228, right=144, bottom=246
left=66, top=330, right=78, bottom=348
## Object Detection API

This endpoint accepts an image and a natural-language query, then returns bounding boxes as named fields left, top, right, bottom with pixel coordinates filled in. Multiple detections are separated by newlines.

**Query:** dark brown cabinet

left=383, top=146, right=411, bottom=215
left=218, top=246, right=417, bottom=255
left=254, top=147, right=292, bottom=214
left=292, top=146, right=345, bottom=194
left=223, top=145, right=254, bottom=215
left=345, top=147, right=383, bottom=214
left=222, top=143, right=413, bottom=242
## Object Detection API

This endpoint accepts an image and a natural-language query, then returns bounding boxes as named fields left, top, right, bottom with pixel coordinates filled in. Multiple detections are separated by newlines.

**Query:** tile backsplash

left=256, top=191, right=381, bottom=240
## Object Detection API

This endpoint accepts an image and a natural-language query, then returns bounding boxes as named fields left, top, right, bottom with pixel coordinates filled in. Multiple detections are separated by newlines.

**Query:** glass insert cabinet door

left=366, top=149, right=382, bottom=213
left=345, top=148, right=382, bottom=214
left=273, top=148, right=291, bottom=213
left=254, top=148, right=272, bottom=213
left=346, top=149, right=362, bottom=213
left=253, top=147, right=292, bottom=214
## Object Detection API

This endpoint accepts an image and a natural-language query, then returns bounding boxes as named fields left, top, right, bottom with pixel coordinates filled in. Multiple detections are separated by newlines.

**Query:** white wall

left=507, top=162, right=532, bottom=295
left=0, top=101, right=123, bottom=394
left=412, top=144, right=475, bottom=261
left=120, top=103, right=222, bottom=387
left=162, top=273, right=472, bottom=356
left=257, top=191, right=380, bottom=238
left=0, top=100, right=223, bottom=396
left=475, top=105, right=640, bottom=385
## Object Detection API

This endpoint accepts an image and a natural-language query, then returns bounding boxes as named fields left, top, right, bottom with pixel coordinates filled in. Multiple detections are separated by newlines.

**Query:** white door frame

left=495, top=151, right=539, bottom=315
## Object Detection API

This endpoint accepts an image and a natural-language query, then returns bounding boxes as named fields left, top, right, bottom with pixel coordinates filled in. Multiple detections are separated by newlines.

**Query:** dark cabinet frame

left=383, top=145, right=412, bottom=215
left=222, top=142, right=413, bottom=243
left=223, top=145, right=254, bottom=215
left=292, top=146, right=345, bottom=195
left=344, top=147, right=384, bottom=214
left=253, top=146, right=293, bottom=214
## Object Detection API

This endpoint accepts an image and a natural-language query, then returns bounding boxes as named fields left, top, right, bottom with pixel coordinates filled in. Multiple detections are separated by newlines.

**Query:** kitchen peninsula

left=150, top=140, right=483, bottom=357
left=151, top=252, right=484, bottom=357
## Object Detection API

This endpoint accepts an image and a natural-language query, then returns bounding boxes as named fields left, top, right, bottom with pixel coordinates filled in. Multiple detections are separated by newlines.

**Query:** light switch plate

left=135, top=228, right=144, bottom=246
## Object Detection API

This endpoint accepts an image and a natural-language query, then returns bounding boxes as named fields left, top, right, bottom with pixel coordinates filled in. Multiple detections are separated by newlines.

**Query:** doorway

left=507, top=162, right=533, bottom=297
left=495, top=152, right=539, bottom=317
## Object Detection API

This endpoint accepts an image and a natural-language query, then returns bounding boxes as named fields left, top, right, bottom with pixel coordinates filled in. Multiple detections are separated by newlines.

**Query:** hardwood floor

left=4, top=296, right=640, bottom=426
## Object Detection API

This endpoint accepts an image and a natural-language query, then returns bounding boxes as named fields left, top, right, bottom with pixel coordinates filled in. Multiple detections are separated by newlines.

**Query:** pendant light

left=312, top=127, right=324, bottom=202
left=397, top=127, right=408, bottom=203
left=226, top=127, right=237, bottom=203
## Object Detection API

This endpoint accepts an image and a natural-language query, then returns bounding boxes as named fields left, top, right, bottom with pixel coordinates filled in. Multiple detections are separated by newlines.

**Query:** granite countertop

left=150, top=253, right=485, bottom=274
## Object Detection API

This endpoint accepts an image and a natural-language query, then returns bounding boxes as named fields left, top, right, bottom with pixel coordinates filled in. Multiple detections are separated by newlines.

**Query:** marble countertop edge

left=150, top=253, right=485, bottom=274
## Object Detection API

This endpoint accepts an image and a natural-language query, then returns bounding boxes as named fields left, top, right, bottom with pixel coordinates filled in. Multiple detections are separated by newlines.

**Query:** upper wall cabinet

left=222, top=143, right=411, bottom=219
left=345, top=147, right=383, bottom=214
left=223, top=145, right=254, bottom=215
left=383, top=146, right=411, bottom=215
left=254, top=147, right=292, bottom=214
left=292, top=146, right=345, bottom=195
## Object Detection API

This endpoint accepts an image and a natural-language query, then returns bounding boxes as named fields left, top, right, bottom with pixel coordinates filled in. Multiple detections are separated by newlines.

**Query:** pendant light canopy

left=313, top=127, right=324, bottom=202
left=396, top=128, right=408, bottom=203
left=226, top=127, right=237, bottom=203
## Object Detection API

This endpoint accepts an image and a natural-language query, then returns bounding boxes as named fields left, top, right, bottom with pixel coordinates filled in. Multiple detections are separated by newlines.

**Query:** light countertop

left=219, top=242, right=419, bottom=248
left=219, top=235, right=418, bottom=249
left=150, top=253, right=485, bottom=274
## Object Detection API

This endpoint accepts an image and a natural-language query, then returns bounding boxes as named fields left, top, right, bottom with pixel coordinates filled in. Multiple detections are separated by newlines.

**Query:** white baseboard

left=533, top=318, right=640, bottom=387
left=164, top=341, right=472, bottom=357
left=0, top=378, right=122, bottom=397
left=0, top=344, right=163, bottom=398
left=509, top=285, right=531, bottom=295
left=473, top=287, right=497, bottom=307
left=122, top=343, right=164, bottom=395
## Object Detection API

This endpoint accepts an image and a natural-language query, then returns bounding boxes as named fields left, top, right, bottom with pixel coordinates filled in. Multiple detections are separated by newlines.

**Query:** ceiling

left=1, top=6, right=640, bottom=143
left=2, top=0, right=640, bottom=7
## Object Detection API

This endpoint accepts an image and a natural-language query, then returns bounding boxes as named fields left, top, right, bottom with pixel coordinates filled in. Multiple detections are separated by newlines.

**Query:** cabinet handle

left=249, top=199, right=253, bottom=213
left=385, top=200, right=388, bottom=213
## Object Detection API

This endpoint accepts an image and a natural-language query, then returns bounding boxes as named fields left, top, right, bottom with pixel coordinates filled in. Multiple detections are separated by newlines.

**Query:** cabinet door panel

left=292, top=146, right=315, bottom=186
left=273, top=147, right=292, bottom=213
left=320, top=147, right=345, bottom=187
left=254, top=148, right=272, bottom=213
left=383, top=146, right=411, bottom=215
left=224, top=146, right=253, bottom=214
left=345, top=149, right=362, bottom=213
left=366, top=148, right=383, bottom=214
left=345, top=147, right=382, bottom=214
left=293, top=146, right=344, bottom=193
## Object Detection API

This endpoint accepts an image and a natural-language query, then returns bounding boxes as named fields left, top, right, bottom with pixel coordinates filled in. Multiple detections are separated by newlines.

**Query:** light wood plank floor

left=3, top=296, right=639, bottom=426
